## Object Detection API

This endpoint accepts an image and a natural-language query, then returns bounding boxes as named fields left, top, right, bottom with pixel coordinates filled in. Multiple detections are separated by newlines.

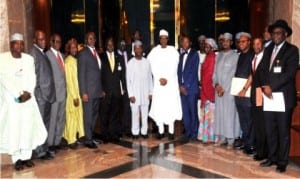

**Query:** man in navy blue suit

left=177, top=35, right=200, bottom=140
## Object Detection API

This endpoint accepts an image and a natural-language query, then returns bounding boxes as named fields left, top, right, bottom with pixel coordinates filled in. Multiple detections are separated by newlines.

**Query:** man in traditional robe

left=126, top=40, right=153, bottom=139
left=213, top=32, right=240, bottom=146
left=148, top=29, right=182, bottom=140
left=0, top=33, right=47, bottom=170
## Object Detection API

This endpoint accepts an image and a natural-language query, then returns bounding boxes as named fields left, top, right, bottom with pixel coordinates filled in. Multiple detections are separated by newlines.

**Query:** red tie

left=93, top=49, right=100, bottom=66
left=56, top=53, right=65, bottom=72
left=252, top=55, right=257, bottom=74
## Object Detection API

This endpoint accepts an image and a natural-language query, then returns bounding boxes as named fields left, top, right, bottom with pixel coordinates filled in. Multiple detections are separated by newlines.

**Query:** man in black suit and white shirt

left=100, top=37, right=126, bottom=142
left=258, top=19, right=299, bottom=173
left=78, top=32, right=104, bottom=148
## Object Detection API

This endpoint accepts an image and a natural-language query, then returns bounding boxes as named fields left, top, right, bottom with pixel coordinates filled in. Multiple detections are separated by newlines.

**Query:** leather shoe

left=85, top=142, right=97, bottom=149
left=132, top=135, right=139, bottom=140
left=23, top=160, right=35, bottom=167
left=260, top=160, right=276, bottom=167
left=14, top=160, right=24, bottom=171
left=40, top=152, right=54, bottom=160
left=168, top=134, right=174, bottom=140
left=141, top=134, right=148, bottom=139
left=253, top=154, right=265, bottom=161
left=156, top=133, right=164, bottom=140
left=243, top=147, right=255, bottom=155
left=276, top=165, right=286, bottom=173
left=69, top=142, right=78, bottom=150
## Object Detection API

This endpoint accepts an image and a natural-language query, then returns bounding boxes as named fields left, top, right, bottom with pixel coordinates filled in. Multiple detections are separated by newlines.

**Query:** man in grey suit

left=46, top=34, right=67, bottom=153
left=31, top=30, right=56, bottom=160
left=78, top=32, right=103, bottom=149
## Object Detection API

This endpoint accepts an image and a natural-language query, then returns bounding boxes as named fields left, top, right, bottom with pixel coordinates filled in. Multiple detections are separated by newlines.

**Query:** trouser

left=122, top=93, right=132, bottom=134
left=130, top=103, right=149, bottom=135
left=235, top=97, right=254, bottom=148
left=156, top=121, right=174, bottom=134
left=83, top=98, right=100, bottom=143
left=48, top=100, right=66, bottom=146
left=11, top=150, right=32, bottom=163
left=34, top=99, right=51, bottom=157
left=181, top=94, right=199, bottom=139
left=252, top=106, right=268, bottom=158
left=265, top=109, right=293, bottom=167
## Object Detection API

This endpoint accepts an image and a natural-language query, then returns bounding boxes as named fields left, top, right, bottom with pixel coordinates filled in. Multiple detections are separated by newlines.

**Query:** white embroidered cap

left=159, top=29, right=169, bottom=37
left=10, top=33, right=24, bottom=42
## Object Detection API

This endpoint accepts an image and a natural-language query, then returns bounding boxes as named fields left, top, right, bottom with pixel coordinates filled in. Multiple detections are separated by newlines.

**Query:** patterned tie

left=252, top=55, right=258, bottom=74
left=56, top=53, right=64, bottom=72
left=269, top=46, right=278, bottom=70
left=109, top=52, right=115, bottom=72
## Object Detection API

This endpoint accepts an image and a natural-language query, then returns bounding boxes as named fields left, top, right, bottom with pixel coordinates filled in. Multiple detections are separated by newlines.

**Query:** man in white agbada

left=126, top=40, right=153, bottom=139
left=147, top=29, right=182, bottom=140
left=0, top=33, right=47, bottom=170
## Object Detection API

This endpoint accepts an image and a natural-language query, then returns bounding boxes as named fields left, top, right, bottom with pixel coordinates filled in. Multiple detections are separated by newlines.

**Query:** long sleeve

left=23, top=56, right=37, bottom=95
left=77, top=50, right=87, bottom=96
left=126, top=60, right=134, bottom=98
left=65, top=56, right=80, bottom=99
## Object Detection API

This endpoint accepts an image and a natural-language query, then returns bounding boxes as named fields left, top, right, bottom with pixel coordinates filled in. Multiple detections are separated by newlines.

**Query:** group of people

left=0, top=19, right=298, bottom=174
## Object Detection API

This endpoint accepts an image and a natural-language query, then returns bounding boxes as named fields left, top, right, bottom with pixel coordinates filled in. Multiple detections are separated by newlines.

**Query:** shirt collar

left=34, top=44, right=44, bottom=53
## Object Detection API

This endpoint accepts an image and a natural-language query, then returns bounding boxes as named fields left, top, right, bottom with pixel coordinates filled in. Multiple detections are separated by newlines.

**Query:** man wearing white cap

left=147, top=29, right=182, bottom=140
left=213, top=32, right=240, bottom=147
left=0, top=33, right=47, bottom=170
left=126, top=40, right=153, bottom=139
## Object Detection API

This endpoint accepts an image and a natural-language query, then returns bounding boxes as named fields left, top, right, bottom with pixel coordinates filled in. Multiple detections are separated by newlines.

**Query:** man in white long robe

left=213, top=33, right=240, bottom=145
left=126, top=40, right=153, bottom=139
left=148, top=29, right=182, bottom=140
left=0, top=33, right=47, bottom=170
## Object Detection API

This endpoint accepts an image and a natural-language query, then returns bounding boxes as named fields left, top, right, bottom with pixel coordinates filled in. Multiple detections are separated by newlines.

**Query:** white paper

left=263, top=92, right=285, bottom=112
left=230, top=77, right=251, bottom=97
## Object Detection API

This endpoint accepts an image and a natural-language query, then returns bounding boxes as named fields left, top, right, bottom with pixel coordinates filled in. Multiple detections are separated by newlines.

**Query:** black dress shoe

left=69, top=142, right=78, bottom=150
left=260, top=160, right=276, bottom=167
left=141, top=134, right=148, bottom=139
left=85, top=142, right=97, bottom=149
left=156, top=133, right=164, bottom=140
left=243, top=147, right=255, bottom=155
left=168, top=134, right=175, bottom=140
left=40, top=152, right=54, bottom=160
left=22, top=160, right=35, bottom=167
left=14, top=160, right=24, bottom=171
left=276, top=165, right=286, bottom=173
left=253, top=154, right=265, bottom=161
left=132, top=135, right=139, bottom=140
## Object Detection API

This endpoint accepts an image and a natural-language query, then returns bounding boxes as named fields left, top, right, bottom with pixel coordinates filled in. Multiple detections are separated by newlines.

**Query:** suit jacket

left=77, top=47, right=103, bottom=99
left=46, top=49, right=67, bottom=102
left=100, top=51, right=126, bottom=97
left=31, top=46, right=56, bottom=103
left=177, top=49, right=200, bottom=95
left=258, top=41, right=299, bottom=108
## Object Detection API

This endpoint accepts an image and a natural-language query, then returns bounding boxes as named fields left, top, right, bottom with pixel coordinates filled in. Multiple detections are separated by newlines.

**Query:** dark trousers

left=181, top=94, right=199, bottom=139
left=264, top=109, right=293, bottom=167
left=252, top=106, right=267, bottom=158
left=101, top=94, right=122, bottom=139
left=121, top=93, right=132, bottom=135
left=235, top=97, right=254, bottom=148
left=83, top=97, right=101, bottom=143
left=33, top=99, right=51, bottom=157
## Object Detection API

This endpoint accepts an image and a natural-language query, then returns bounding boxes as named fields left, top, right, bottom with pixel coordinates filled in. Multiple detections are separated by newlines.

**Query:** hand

left=262, top=85, right=273, bottom=99
left=180, top=86, right=188, bottom=96
left=129, top=96, right=136, bottom=103
left=159, top=78, right=167, bottom=86
left=238, top=89, right=246, bottom=97
left=215, top=85, right=224, bottom=97
left=101, top=91, right=106, bottom=98
left=73, top=98, right=79, bottom=107
left=149, top=95, right=152, bottom=100
left=82, top=93, right=89, bottom=102
left=18, top=91, right=31, bottom=103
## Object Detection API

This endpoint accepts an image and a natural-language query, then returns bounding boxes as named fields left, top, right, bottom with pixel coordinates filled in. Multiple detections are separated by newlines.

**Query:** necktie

left=56, top=53, right=64, bottom=72
left=269, top=46, right=278, bottom=70
left=93, top=49, right=100, bottom=66
left=109, top=52, right=115, bottom=72
left=252, top=55, right=258, bottom=74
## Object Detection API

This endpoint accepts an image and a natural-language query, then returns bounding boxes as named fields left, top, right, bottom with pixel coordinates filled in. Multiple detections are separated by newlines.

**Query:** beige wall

left=0, top=0, right=33, bottom=53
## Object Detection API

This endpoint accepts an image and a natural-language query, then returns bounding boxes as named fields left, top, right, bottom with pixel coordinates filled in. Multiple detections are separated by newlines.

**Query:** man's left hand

left=180, top=86, right=188, bottom=96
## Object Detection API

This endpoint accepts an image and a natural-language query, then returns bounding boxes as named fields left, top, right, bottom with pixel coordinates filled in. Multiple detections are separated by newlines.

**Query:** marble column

left=0, top=0, right=9, bottom=52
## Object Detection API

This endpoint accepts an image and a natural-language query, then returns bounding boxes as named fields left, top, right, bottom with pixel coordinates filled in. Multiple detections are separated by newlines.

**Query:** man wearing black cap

left=258, top=19, right=299, bottom=173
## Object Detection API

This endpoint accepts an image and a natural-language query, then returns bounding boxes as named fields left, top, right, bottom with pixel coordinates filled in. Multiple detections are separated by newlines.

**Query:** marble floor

left=1, top=135, right=300, bottom=178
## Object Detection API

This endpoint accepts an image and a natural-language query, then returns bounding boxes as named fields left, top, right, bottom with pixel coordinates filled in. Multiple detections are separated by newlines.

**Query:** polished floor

left=1, top=135, right=300, bottom=178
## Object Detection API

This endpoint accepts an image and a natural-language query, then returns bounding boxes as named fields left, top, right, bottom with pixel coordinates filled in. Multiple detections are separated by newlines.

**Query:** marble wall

left=0, top=0, right=33, bottom=53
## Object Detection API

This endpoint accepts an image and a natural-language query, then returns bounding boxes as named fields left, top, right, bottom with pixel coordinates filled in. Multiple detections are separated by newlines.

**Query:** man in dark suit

left=259, top=19, right=299, bottom=173
left=100, top=37, right=126, bottom=142
left=177, top=35, right=200, bottom=140
left=46, top=34, right=67, bottom=153
left=77, top=32, right=103, bottom=149
left=31, top=30, right=56, bottom=160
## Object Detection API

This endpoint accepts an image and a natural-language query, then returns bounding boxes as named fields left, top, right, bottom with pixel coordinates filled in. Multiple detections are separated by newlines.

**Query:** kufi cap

left=205, top=38, right=218, bottom=50
left=223, top=32, right=233, bottom=40
left=133, top=40, right=143, bottom=47
left=198, top=35, right=206, bottom=41
left=120, top=40, right=126, bottom=45
left=235, top=32, right=241, bottom=40
left=159, top=29, right=169, bottom=37
left=239, top=32, right=251, bottom=39
left=10, top=33, right=24, bottom=42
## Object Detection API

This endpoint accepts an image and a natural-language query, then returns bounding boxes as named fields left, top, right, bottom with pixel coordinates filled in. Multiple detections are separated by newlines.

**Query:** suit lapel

left=270, top=42, right=287, bottom=71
